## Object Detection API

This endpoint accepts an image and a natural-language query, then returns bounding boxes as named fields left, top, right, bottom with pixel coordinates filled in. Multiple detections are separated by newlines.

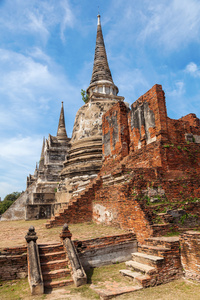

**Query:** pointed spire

left=87, top=15, right=118, bottom=97
left=39, top=137, right=45, bottom=170
left=34, top=162, right=38, bottom=177
left=57, top=102, right=68, bottom=142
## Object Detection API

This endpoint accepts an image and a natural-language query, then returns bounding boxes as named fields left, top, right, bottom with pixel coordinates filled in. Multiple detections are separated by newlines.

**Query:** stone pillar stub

left=25, top=226, right=38, bottom=243
left=25, top=226, right=44, bottom=295
left=60, top=224, right=87, bottom=287
left=60, top=223, right=72, bottom=241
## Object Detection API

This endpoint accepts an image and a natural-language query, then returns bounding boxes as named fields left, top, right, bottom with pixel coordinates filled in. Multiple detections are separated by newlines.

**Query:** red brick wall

left=0, top=246, right=27, bottom=281
left=74, top=233, right=136, bottom=250
left=102, top=101, right=130, bottom=161
left=167, top=114, right=200, bottom=144
left=128, top=84, right=168, bottom=152
left=102, top=84, right=200, bottom=172
left=180, top=231, right=200, bottom=281
left=93, top=170, right=157, bottom=243
left=47, top=84, right=200, bottom=244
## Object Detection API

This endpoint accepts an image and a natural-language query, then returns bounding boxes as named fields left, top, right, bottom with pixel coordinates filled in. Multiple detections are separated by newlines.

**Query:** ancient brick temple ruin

left=1, top=14, right=200, bottom=294
left=2, top=13, right=200, bottom=235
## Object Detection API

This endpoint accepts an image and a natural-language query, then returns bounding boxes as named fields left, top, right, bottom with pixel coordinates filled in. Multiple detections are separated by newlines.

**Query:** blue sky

left=1, top=0, right=200, bottom=199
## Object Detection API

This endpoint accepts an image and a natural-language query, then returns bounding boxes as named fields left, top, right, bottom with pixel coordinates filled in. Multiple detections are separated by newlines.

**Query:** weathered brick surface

left=102, top=101, right=130, bottom=161
left=45, top=177, right=102, bottom=228
left=128, top=84, right=168, bottom=152
left=46, top=84, right=200, bottom=245
left=74, top=233, right=137, bottom=269
left=139, top=237, right=183, bottom=285
left=180, top=231, right=200, bottom=281
left=0, top=246, right=27, bottom=281
left=38, top=243, right=73, bottom=288
left=74, top=233, right=136, bottom=251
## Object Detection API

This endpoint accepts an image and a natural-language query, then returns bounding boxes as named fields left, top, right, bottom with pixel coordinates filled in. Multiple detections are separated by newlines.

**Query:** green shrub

left=0, top=192, right=21, bottom=214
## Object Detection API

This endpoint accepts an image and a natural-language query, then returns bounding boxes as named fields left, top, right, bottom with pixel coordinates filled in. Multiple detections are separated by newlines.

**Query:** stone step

left=72, top=187, right=86, bottom=195
left=41, top=259, right=68, bottom=271
left=138, top=244, right=170, bottom=257
left=144, top=237, right=180, bottom=248
left=44, top=278, right=74, bottom=289
left=131, top=252, right=164, bottom=267
left=135, top=274, right=155, bottom=288
left=102, top=174, right=112, bottom=180
left=125, top=261, right=157, bottom=275
left=55, top=213, right=62, bottom=217
left=42, top=268, right=71, bottom=281
left=119, top=269, right=142, bottom=280
left=104, top=176, right=126, bottom=186
left=90, top=283, right=143, bottom=299
left=39, top=244, right=63, bottom=254
left=40, top=251, right=66, bottom=262
left=119, top=269, right=154, bottom=288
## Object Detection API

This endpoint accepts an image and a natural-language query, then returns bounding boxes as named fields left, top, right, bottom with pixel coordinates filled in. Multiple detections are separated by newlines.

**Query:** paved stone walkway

left=90, top=280, right=142, bottom=299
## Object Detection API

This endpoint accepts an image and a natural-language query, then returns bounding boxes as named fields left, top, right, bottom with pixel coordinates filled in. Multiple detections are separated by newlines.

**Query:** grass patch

left=164, top=231, right=180, bottom=237
left=116, top=279, right=200, bottom=300
left=1, top=269, right=200, bottom=300
left=0, top=278, right=43, bottom=300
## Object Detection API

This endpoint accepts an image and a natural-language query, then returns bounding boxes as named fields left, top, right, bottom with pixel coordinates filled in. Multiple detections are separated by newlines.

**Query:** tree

left=81, top=89, right=89, bottom=103
left=3, top=192, right=21, bottom=202
left=0, top=192, right=21, bottom=215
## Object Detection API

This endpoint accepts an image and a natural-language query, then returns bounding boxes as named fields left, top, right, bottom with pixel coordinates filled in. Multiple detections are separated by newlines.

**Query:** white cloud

left=60, top=0, right=75, bottom=42
left=141, top=0, right=200, bottom=50
left=185, top=62, right=200, bottom=77
left=105, top=0, right=200, bottom=52
left=0, top=0, right=76, bottom=44
left=0, top=135, right=42, bottom=199
left=28, top=47, right=51, bottom=63
left=0, top=48, right=80, bottom=132
left=115, top=68, right=150, bottom=103
left=0, top=136, right=42, bottom=168
left=27, top=12, right=49, bottom=42
left=168, top=81, right=185, bottom=98
left=0, top=182, right=24, bottom=201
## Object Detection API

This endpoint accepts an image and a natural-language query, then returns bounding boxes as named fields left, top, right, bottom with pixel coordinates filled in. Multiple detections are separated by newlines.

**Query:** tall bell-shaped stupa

left=59, top=15, right=124, bottom=198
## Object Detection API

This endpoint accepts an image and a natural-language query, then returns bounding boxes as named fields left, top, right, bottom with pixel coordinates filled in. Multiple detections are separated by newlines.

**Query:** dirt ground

left=0, top=219, right=126, bottom=250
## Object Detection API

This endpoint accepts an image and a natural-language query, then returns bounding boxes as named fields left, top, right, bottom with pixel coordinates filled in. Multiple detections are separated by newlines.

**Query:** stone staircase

left=120, top=236, right=182, bottom=288
left=38, top=243, right=73, bottom=289
left=45, top=177, right=102, bottom=228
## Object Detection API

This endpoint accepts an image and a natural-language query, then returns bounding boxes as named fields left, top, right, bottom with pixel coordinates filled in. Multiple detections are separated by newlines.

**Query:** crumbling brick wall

left=167, top=114, right=200, bottom=144
left=102, top=101, right=130, bottom=161
left=180, top=231, right=200, bottom=281
left=128, top=84, right=168, bottom=152
left=93, top=169, right=157, bottom=243
left=102, top=84, right=200, bottom=171
left=0, top=246, right=27, bottom=281
left=47, top=84, right=200, bottom=242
